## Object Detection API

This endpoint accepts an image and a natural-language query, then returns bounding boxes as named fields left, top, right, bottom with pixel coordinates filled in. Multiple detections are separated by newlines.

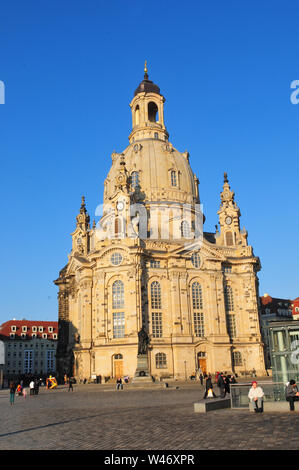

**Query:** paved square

left=0, top=383, right=298, bottom=450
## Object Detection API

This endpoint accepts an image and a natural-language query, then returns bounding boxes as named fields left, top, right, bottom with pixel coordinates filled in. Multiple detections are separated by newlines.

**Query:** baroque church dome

left=103, top=65, right=200, bottom=207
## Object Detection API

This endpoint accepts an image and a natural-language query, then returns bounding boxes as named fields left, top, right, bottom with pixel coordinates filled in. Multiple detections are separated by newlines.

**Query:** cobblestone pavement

left=0, top=383, right=298, bottom=450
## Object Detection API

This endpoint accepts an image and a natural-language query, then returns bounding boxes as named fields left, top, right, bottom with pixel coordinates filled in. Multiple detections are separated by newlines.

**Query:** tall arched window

left=224, top=285, right=236, bottom=338
left=151, top=281, right=161, bottom=309
left=151, top=281, right=162, bottom=338
left=135, top=105, right=140, bottom=126
left=148, top=101, right=158, bottom=122
left=226, top=231, right=234, bottom=246
left=192, top=282, right=203, bottom=310
left=224, top=285, right=234, bottom=311
left=112, top=281, right=125, bottom=338
left=171, top=170, right=177, bottom=187
left=112, top=280, right=124, bottom=309
left=192, top=282, right=204, bottom=337
left=181, top=220, right=191, bottom=238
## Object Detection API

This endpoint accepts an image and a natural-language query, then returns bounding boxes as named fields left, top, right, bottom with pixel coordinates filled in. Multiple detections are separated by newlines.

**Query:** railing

left=230, top=382, right=286, bottom=409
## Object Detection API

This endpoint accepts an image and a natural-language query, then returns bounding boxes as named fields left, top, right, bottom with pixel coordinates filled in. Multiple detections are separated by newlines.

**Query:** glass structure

left=268, top=319, right=299, bottom=384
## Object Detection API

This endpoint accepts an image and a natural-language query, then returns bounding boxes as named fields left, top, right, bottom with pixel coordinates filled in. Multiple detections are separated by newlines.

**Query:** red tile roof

left=0, top=320, right=58, bottom=339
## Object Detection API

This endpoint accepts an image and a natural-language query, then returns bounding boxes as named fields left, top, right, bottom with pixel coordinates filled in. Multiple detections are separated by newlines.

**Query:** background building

left=259, top=293, right=293, bottom=369
left=55, top=68, right=266, bottom=382
left=0, top=320, right=58, bottom=384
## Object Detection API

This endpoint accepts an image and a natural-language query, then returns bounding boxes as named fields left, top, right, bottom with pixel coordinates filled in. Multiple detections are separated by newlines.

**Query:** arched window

left=171, top=170, right=177, bottom=186
left=191, top=252, right=201, bottom=268
left=112, top=280, right=124, bottom=309
left=131, top=171, right=140, bottom=190
left=224, top=285, right=234, bottom=311
left=151, top=281, right=161, bottom=309
left=226, top=231, right=234, bottom=246
left=148, top=102, right=158, bottom=122
left=135, top=105, right=140, bottom=126
left=232, top=351, right=242, bottom=366
left=181, top=220, right=191, bottom=238
left=192, top=282, right=204, bottom=337
left=192, top=282, right=203, bottom=310
left=155, top=352, right=167, bottom=369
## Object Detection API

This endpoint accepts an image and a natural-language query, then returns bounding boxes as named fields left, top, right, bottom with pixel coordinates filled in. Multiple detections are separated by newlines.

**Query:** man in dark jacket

left=286, top=380, right=299, bottom=411
left=217, top=373, right=226, bottom=398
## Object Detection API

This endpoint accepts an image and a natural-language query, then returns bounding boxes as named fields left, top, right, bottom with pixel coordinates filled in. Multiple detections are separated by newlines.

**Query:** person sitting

left=248, top=381, right=264, bottom=413
left=285, top=380, right=299, bottom=411
left=116, top=377, right=123, bottom=390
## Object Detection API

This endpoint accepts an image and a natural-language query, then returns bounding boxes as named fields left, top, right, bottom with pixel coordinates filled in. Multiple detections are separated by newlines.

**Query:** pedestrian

left=16, top=384, right=23, bottom=396
left=9, top=381, right=16, bottom=406
left=23, top=387, right=27, bottom=399
left=203, top=374, right=216, bottom=398
left=116, top=377, right=123, bottom=390
left=217, top=372, right=226, bottom=398
left=200, top=373, right=203, bottom=386
left=285, top=380, right=299, bottom=411
left=224, top=375, right=230, bottom=394
left=34, top=379, right=39, bottom=395
left=230, top=375, right=237, bottom=384
left=68, top=377, right=73, bottom=392
left=248, top=381, right=264, bottom=413
left=29, top=380, right=35, bottom=396
left=64, top=374, right=68, bottom=386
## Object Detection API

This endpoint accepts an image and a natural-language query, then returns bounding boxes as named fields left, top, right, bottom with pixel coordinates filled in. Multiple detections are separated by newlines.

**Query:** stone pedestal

left=132, top=354, right=153, bottom=383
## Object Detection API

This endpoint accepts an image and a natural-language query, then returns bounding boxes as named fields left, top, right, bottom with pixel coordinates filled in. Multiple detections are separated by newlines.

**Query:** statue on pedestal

left=138, top=326, right=149, bottom=355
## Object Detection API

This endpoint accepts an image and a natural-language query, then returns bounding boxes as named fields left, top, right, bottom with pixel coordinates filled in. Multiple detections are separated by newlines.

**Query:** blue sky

left=0, top=0, right=298, bottom=323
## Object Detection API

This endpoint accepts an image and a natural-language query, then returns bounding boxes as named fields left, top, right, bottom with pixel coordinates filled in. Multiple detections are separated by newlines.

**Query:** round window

left=111, top=252, right=123, bottom=266
left=191, top=252, right=201, bottom=268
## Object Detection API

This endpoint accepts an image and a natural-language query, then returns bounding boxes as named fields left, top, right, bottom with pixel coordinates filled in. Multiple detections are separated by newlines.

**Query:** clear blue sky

left=0, top=0, right=298, bottom=324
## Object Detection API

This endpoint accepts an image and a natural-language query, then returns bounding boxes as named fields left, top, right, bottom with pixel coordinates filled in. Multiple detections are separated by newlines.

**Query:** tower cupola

left=129, top=62, right=169, bottom=144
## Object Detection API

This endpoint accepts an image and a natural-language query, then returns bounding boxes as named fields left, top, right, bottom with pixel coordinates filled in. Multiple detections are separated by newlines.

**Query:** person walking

left=224, top=375, right=230, bottom=394
left=217, top=372, right=226, bottom=398
left=199, top=373, right=204, bottom=386
left=68, top=377, right=74, bottom=392
left=29, top=380, right=35, bottom=396
left=285, top=380, right=299, bottom=411
left=34, top=379, right=39, bottom=395
left=248, top=381, right=264, bottom=413
left=9, top=381, right=16, bottom=406
left=203, top=374, right=217, bottom=398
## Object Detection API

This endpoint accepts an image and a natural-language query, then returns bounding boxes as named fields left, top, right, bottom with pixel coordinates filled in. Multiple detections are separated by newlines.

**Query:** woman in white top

left=248, top=381, right=264, bottom=413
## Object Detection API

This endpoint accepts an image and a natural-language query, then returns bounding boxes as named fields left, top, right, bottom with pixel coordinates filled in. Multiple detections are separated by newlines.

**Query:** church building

left=54, top=65, right=266, bottom=381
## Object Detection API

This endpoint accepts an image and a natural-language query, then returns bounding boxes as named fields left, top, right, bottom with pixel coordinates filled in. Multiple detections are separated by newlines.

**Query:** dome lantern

left=129, top=62, right=169, bottom=143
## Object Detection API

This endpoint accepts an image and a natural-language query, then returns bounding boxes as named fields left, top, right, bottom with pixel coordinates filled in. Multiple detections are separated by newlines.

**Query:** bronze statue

left=138, top=326, right=149, bottom=355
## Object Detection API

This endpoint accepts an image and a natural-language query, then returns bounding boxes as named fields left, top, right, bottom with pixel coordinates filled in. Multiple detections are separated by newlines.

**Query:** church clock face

left=225, top=216, right=232, bottom=225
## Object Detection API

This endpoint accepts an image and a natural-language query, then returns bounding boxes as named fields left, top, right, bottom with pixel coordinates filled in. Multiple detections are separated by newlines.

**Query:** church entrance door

left=113, top=354, right=123, bottom=378
left=199, top=358, right=207, bottom=375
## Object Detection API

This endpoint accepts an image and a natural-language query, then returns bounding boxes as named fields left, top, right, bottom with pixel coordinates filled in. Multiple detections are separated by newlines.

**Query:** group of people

left=246, top=379, right=299, bottom=413
left=203, top=372, right=237, bottom=399
left=9, top=378, right=39, bottom=405
left=203, top=372, right=299, bottom=413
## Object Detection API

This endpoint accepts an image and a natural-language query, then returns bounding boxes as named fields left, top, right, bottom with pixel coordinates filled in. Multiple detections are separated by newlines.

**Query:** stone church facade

left=54, top=66, right=266, bottom=381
